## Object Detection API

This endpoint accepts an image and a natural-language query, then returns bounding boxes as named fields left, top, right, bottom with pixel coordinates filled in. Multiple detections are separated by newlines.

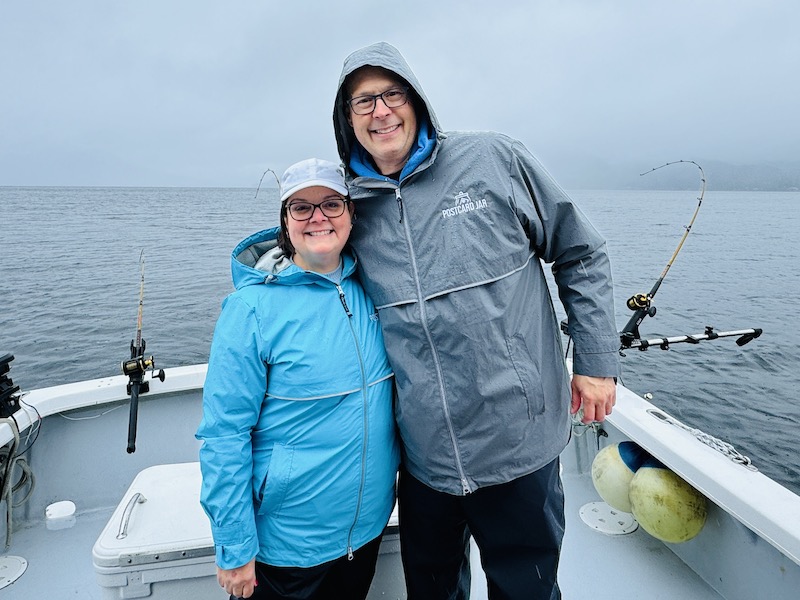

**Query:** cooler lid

left=92, top=462, right=214, bottom=568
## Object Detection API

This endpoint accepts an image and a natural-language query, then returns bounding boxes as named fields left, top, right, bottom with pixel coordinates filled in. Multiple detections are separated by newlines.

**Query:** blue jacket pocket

left=258, top=443, right=294, bottom=517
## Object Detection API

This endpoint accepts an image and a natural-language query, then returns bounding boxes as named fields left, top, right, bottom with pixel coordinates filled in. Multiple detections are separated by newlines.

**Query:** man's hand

left=218, top=558, right=257, bottom=598
left=571, top=374, right=616, bottom=423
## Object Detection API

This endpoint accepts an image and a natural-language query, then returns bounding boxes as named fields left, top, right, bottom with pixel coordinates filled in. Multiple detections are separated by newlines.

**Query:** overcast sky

left=1, top=1, right=798, bottom=187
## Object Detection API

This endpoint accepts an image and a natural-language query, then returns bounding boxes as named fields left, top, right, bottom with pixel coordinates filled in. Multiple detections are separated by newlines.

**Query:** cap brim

left=280, top=180, right=348, bottom=202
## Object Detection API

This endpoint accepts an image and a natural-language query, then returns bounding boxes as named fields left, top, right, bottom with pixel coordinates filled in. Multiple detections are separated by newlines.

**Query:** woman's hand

left=217, top=558, right=257, bottom=598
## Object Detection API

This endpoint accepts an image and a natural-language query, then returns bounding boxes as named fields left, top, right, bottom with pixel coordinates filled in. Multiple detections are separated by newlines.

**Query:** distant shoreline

left=2, top=159, right=800, bottom=192
left=551, top=159, right=800, bottom=192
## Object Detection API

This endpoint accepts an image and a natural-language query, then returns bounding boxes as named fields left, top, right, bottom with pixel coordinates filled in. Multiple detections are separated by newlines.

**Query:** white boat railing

left=0, top=364, right=208, bottom=448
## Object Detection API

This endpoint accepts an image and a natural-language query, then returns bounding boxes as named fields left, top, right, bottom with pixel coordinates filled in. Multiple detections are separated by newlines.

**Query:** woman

left=197, top=158, right=399, bottom=600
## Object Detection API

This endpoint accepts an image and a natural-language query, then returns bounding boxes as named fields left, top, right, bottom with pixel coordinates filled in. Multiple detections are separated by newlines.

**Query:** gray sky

left=1, top=0, right=798, bottom=187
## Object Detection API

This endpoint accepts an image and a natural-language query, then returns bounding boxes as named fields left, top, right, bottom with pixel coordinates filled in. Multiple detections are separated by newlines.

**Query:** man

left=332, top=42, right=619, bottom=599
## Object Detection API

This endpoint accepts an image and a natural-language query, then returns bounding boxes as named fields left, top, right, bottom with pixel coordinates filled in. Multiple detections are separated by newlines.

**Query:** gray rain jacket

left=333, top=42, right=620, bottom=495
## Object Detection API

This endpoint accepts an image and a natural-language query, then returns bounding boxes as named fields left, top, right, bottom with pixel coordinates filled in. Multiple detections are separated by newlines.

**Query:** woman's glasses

left=285, top=197, right=349, bottom=221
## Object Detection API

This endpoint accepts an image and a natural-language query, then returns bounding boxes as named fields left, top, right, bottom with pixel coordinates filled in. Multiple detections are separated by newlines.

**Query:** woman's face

left=284, top=186, right=353, bottom=273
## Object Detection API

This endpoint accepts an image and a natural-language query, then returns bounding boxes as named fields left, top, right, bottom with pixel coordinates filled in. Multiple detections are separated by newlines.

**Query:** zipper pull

left=461, top=478, right=471, bottom=495
left=337, top=285, right=353, bottom=317
left=347, top=546, right=354, bottom=561
left=395, top=188, right=403, bottom=223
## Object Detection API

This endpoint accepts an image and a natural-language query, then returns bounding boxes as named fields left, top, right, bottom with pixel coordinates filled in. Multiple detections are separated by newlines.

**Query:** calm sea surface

left=2, top=187, right=799, bottom=496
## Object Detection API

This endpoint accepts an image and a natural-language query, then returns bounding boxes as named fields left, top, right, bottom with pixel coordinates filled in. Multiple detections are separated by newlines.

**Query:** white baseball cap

left=280, top=158, right=348, bottom=202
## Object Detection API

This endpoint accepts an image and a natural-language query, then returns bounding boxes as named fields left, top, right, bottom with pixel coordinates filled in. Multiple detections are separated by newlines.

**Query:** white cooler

left=92, top=462, right=226, bottom=599
left=93, top=462, right=406, bottom=599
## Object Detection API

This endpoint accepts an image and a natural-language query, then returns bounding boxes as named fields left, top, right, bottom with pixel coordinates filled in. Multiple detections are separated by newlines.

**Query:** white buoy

left=45, top=500, right=77, bottom=531
left=629, top=459, right=707, bottom=543
left=591, top=441, right=650, bottom=512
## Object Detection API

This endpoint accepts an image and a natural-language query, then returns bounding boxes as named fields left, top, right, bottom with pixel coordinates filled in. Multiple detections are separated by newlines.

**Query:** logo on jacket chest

left=441, top=191, right=488, bottom=219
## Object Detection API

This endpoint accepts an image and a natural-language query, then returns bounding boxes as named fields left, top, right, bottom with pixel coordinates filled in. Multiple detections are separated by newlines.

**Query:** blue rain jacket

left=196, top=227, right=399, bottom=569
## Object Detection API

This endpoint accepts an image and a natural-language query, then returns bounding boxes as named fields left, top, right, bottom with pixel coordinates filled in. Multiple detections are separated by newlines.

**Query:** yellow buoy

left=591, top=441, right=650, bottom=512
left=629, top=459, right=708, bottom=543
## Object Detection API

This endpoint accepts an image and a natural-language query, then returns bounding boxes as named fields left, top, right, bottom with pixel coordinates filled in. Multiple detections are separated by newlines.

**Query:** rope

left=647, top=409, right=757, bottom=471
left=1, top=416, right=38, bottom=549
left=1, top=417, right=20, bottom=549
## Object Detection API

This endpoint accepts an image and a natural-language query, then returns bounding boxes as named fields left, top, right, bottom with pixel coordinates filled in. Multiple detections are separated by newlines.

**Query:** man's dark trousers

left=398, top=458, right=564, bottom=600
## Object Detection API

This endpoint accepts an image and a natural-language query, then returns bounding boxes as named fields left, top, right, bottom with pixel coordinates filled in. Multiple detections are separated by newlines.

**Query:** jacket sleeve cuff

left=211, top=523, right=260, bottom=570
left=572, top=349, right=621, bottom=378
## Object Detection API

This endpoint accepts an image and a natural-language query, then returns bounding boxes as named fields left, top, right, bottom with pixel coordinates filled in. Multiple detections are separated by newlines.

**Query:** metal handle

left=116, top=492, right=147, bottom=540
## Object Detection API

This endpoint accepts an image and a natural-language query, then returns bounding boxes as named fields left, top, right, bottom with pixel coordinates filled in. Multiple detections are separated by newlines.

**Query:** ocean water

left=2, top=186, right=799, bottom=496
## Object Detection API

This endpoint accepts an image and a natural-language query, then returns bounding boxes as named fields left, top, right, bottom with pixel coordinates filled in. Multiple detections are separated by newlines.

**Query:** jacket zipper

left=395, top=188, right=404, bottom=223
left=338, top=286, right=352, bottom=317
left=336, top=282, right=369, bottom=559
left=396, top=188, right=471, bottom=495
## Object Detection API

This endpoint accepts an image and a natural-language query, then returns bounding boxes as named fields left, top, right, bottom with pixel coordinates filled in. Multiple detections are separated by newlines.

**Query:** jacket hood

left=333, top=42, right=442, bottom=173
left=230, top=227, right=356, bottom=290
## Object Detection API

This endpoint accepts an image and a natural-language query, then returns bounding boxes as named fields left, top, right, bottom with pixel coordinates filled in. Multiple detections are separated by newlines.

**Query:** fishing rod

left=619, top=160, right=705, bottom=346
left=254, top=168, right=280, bottom=200
left=618, top=160, right=761, bottom=353
left=121, top=251, right=164, bottom=453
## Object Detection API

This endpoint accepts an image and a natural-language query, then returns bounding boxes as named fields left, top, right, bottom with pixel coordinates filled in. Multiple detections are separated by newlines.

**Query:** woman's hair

left=276, top=206, right=295, bottom=257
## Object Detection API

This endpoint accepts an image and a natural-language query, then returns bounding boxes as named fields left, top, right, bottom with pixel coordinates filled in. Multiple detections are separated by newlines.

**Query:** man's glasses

left=285, top=197, right=349, bottom=221
left=348, top=87, right=409, bottom=115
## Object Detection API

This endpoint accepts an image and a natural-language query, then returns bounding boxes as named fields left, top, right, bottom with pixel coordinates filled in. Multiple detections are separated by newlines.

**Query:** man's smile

left=371, top=124, right=401, bottom=135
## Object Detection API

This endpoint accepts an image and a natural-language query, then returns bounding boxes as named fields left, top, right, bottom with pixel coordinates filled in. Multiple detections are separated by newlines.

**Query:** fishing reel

left=121, top=339, right=165, bottom=395
left=626, top=293, right=656, bottom=314
left=122, top=338, right=165, bottom=454
left=619, top=293, right=658, bottom=350
left=121, top=355, right=154, bottom=378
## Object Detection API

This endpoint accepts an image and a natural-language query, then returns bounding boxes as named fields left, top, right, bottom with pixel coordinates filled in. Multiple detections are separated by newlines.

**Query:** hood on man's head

left=333, top=42, right=440, bottom=167
left=280, top=158, right=348, bottom=203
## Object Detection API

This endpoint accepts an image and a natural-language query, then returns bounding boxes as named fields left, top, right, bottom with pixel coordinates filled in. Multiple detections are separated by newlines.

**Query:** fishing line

left=58, top=404, right=125, bottom=421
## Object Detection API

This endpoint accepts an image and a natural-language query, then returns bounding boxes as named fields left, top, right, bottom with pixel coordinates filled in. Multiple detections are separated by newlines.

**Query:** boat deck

left=558, top=469, right=722, bottom=600
left=3, top=508, right=115, bottom=599
left=2, top=466, right=722, bottom=599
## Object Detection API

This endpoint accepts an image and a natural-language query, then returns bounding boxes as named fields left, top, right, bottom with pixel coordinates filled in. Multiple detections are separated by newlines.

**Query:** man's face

left=347, top=67, right=418, bottom=176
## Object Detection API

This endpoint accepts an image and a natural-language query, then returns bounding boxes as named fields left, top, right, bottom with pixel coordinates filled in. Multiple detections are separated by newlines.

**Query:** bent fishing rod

left=121, top=251, right=165, bottom=453
left=618, top=160, right=761, bottom=353
left=254, top=168, right=280, bottom=200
